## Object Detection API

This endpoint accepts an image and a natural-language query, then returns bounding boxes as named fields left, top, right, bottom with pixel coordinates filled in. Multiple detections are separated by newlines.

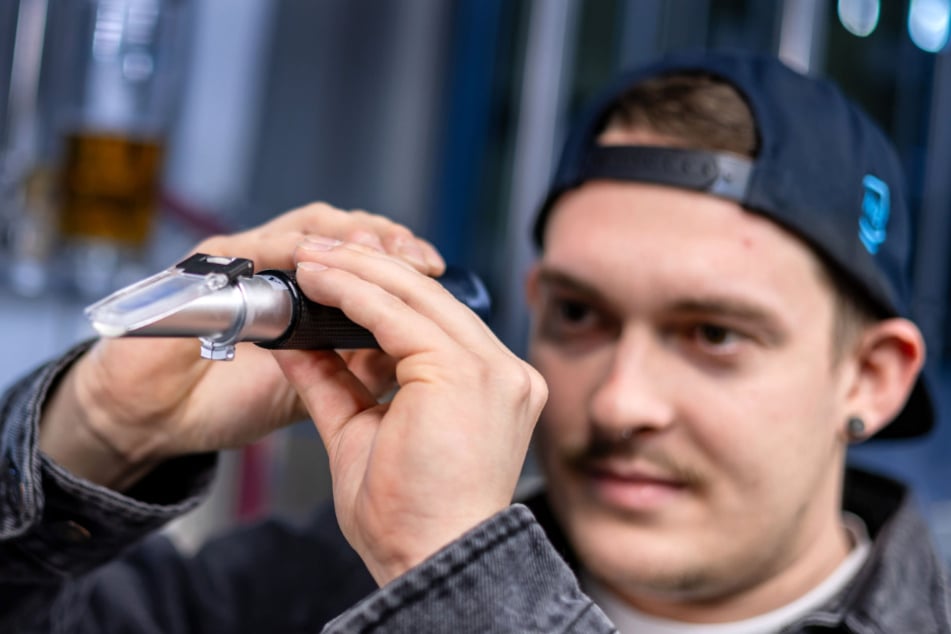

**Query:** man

left=521, top=50, right=944, bottom=631
left=1, top=49, right=947, bottom=632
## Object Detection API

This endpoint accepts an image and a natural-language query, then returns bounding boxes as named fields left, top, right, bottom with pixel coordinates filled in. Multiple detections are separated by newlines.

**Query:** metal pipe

left=500, top=0, right=580, bottom=354
left=913, top=52, right=951, bottom=362
left=5, top=0, right=48, bottom=166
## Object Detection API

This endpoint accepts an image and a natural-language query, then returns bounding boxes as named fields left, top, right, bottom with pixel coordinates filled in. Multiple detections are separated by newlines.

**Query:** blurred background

left=1, top=0, right=950, bottom=554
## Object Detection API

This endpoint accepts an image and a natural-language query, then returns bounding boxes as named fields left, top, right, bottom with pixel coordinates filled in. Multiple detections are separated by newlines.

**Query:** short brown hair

left=603, top=73, right=759, bottom=156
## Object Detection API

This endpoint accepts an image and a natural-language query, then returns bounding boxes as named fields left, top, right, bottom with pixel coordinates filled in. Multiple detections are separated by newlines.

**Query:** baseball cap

left=532, top=49, right=934, bottom=439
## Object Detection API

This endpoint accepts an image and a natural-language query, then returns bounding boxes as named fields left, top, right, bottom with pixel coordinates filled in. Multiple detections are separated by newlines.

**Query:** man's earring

left=846, top=416, right=866, bottom=442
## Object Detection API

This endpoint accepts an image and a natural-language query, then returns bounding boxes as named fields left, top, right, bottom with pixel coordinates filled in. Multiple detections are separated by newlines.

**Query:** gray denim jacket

left=1, top=347, right=949, bottom=633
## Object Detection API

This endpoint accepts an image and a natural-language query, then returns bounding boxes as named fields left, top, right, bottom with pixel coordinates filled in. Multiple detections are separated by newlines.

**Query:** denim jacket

left=1, top=348, right=949, bottom=633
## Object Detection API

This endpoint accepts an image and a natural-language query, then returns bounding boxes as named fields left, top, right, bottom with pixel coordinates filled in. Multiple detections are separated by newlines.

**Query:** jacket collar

left=792, top=467, right=951, bottom=632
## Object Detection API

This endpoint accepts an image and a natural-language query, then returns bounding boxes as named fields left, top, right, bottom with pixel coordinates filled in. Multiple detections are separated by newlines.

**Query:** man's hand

left=39, top=203, right=444, bottom=491
left=274, top=238, right=548, bottom=586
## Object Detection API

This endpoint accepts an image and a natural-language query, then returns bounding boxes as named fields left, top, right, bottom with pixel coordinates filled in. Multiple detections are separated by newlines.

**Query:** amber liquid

left=58, top=131, right=164, bottom=246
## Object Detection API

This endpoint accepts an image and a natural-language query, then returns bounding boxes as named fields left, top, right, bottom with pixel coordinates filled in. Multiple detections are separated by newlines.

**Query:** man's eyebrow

left=537, top=269, right=787, bottom=339
left=537, top=268, right=787, bottom=332
left=666, top=298, right=787, bottom=343
left=535, top=269, right=604, bottom=299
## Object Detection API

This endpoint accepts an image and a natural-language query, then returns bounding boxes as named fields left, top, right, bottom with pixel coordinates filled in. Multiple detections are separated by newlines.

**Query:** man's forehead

left=543, top=179, right=816, bottom=261
left=539, top=182, right=835, bottom=315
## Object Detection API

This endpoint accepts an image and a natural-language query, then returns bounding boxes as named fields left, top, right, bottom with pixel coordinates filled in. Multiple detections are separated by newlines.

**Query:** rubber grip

left=256, top=266, right=491, bottom=350
left=255, top=269, right=377, bottom=349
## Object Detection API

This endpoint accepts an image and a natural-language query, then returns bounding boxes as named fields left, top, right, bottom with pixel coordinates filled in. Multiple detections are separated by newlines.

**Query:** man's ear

left=846, top=318, right=925, bottom=437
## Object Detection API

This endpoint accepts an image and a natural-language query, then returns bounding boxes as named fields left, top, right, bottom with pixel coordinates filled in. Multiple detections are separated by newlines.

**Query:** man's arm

left=1, top=201, right=613, bottom=632
left=1, top=203, right=447, bottom=630
left=275, top=236, right=617, bottom=631
left=1, top=345, right=376, bottom=633
left=32, top=204, right=446, bottom=493
left=2, top=355, right=608, bottom=634
left=0, top=345, right=216, bottom=631
left=326, top=505, right=617, bottom=634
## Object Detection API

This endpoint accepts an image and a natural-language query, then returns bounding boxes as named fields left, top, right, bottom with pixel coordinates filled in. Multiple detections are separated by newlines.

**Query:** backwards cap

left=532, top=49, right=933, bottom=439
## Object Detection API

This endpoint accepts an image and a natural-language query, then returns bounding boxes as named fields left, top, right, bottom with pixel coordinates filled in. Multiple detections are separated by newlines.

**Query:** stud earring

left=846, top=416, right=866, bottom=442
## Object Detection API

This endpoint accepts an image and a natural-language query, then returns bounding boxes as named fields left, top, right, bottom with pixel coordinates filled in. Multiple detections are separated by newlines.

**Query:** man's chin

left=573, top=527, right=725, bottom=608
left=558, top=496, right=717, bottom=593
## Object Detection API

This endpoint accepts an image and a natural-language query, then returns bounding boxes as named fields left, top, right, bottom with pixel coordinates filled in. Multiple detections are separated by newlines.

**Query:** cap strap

left=581, top=146, right=753, bottom=203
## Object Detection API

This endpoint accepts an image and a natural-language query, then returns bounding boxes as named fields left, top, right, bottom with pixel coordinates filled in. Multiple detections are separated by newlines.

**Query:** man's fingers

left=200, top=202, right=444, bottom=275
left=296, top=263, right=455, bottom=360
left=293, top=241, right=497, bottom=358
left=273, top=349, right=377, bottom=447
left=345, top=350, right=399, bottom=398
left=195, top=230, right=307, bottom=272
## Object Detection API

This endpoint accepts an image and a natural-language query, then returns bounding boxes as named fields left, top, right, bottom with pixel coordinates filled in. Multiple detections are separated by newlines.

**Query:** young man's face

left=527, top=174, right=857, bottom=616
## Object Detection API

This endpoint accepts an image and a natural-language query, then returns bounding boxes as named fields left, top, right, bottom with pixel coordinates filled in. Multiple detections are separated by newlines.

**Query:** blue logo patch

left=859, top=174, right=890, bottom=254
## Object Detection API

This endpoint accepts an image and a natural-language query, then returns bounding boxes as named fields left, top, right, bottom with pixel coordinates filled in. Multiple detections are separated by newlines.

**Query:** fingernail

left=350, top=230, right=384, bottom=252
left=298, top=261, right=328, bottom=272
left=395, top=238, right=426, bottom=268
left=422, top=248, right=445, bottom=271
left=300, top=236, right=342, bottom=251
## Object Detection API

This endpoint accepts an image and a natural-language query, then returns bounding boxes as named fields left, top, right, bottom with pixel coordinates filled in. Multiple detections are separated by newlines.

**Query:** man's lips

left=587, top=461, right=685, bottom=485
left=583, top=461, right=688, bottom=511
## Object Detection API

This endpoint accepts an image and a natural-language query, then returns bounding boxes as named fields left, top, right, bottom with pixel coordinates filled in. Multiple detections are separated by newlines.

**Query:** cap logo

left=859, top=174, right=890, bottom=254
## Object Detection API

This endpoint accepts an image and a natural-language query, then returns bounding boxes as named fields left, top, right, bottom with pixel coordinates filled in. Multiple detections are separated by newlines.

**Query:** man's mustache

left=561, top=426, right=706, bottom=489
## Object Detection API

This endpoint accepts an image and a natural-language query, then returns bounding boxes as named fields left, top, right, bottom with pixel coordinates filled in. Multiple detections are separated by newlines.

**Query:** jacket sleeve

left=324, top=504, right=618, bottom=634
left=1, top=346, right=615, bottom=633
left=0, top=343, right=217, bottom=632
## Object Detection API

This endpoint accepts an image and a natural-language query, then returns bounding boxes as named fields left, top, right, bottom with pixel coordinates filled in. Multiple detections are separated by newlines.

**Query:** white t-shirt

left=581, top=515, right=871, bottom=634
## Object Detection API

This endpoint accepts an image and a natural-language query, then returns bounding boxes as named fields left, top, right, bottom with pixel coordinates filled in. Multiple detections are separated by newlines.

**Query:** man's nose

left=588, top=326, right=676, bottom=437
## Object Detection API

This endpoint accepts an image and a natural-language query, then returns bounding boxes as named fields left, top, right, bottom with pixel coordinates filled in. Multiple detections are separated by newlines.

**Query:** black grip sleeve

left=256, top=270, right=379, bottom=349
left=254, top=266, right=490, bottom=350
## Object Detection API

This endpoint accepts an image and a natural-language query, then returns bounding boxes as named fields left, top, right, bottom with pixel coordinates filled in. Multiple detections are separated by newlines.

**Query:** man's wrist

left=38, top=355, right=163, bottom=491
left=365, top=504, right=516, bottom=586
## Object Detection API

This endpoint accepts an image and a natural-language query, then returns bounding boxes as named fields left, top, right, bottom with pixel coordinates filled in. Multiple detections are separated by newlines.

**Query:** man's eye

left=698, top=324, right=731, bottom=345
left=690, top=323, right=744, bottom=351
left=538, top=297, right=611, bottom=344
left=557, top=299, right=592, bottom=324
